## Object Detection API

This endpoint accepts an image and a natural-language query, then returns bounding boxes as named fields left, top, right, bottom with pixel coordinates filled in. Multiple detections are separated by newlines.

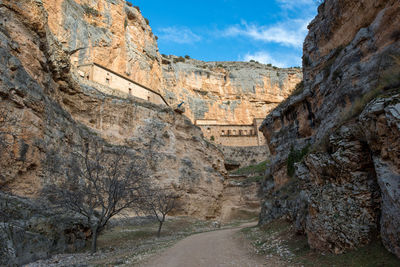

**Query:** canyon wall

left=161, top=56, right=302, bottom=124
left=1, top=0, right=227, bottom=217
left=0, top=0, right=231, bottom=263
left=259, top=0, right=400, bottom=258
left=42, top=0, right=163, bottom=91
left=41, top=0, right=301, bottom=126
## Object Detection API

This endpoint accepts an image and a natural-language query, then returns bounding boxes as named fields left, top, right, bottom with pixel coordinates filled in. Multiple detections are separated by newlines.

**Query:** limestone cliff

left=41, top=0, right=301, bottom=125
left=1, top=0, right=228, bottom=217
left=43, top=0, right=163, bottom=91
left=0, top=0, right=240, bottom=262
left=161, top=56, right=302, bottom=124
left=259, top=0, right=400, bottom=258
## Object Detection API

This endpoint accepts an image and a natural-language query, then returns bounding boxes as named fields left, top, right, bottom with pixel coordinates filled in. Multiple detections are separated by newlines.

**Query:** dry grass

left=242, top=218, right=400, bottom=266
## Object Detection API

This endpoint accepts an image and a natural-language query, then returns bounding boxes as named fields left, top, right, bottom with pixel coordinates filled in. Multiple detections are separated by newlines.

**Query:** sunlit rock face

left=42, top=0, right=302, bottom=126
left=43, top=0, right=164, bottom=92
left=1, top=0, right=228, bottom=219
left=161, top=57, right=302, bottom=124
left=259, top=0, right=400, bottom=258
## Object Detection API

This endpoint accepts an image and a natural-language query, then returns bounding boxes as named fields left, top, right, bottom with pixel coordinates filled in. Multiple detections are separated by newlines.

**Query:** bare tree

left=143, top=188, right=178, bottom=238
left=44, top=142, right=149, bottom=253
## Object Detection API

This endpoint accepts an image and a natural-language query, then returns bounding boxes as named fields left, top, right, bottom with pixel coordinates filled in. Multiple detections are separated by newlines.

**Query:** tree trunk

left=91, top=226, right=98, bottom=253
left=157, top=221, right=163, bottom=238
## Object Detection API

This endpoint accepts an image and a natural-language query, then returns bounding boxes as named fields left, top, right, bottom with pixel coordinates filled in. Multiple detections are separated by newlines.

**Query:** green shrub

left=210, top=136, right=215, bottom=141
left=81, top=4, right=100, bottom=17
left=267, top=63, right=272, bottom=67
left=233, top=161, right=268, bottom=176
left=145, top=18, right=149, bottom=25
left=184, top=55, right=190, bottom=59
left=217, top=64, right=224, bottom=68
left=126, top=1, right=133, bottom=7
left=133, top=6, right=140, bottom=12
left=124, top=19, right=128, bottom=29
left=287, top=144, right=310, bottom=177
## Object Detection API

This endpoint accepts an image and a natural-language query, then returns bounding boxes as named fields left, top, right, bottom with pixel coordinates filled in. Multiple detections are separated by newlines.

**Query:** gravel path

left=140, top=222, right=269, bottom=267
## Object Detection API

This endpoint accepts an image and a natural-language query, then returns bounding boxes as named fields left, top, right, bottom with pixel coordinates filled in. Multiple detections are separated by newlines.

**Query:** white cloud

left=223, top=19, right=310, bottom=48
left=157, top=26, right=201, bottom=44
left=242, top=51, right=301, bottom=68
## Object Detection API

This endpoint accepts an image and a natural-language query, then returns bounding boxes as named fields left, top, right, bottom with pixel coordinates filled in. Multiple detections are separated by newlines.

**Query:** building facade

left=196, top=119, right=266, bottom=147
left=76, top=63, right=168, bottom=106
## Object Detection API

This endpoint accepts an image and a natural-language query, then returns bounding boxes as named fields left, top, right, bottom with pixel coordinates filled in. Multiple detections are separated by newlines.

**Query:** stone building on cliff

left=76, top=62, right=168, bottom=106
left=196, top=119, right=266, bottom=147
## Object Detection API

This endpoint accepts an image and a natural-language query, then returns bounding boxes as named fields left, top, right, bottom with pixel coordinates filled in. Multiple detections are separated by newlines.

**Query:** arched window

left=207, top=127, right=211, bottom=133
left=233, top=130, right=236, bottom=135
left=221, top=130, right=225, bottom=136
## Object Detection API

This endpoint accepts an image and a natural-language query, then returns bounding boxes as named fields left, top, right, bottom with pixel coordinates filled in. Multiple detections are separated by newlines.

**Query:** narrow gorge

left=0, top=0, right=399, bottom=266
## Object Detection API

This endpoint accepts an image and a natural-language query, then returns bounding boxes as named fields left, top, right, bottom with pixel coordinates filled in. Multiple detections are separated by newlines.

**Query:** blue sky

left=128, top=0, right=319, bottom=67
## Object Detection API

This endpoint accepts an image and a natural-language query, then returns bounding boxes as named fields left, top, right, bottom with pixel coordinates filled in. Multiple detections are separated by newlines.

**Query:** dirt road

left=141, top=222, right=268, bottom=267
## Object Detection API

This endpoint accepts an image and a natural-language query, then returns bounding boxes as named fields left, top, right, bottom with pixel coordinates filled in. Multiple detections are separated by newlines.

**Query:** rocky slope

left=161, top=56, right=302, bottom=124
left=259, top=0, right=400, bottom=258
left=41, top=0, right=301, bottom=125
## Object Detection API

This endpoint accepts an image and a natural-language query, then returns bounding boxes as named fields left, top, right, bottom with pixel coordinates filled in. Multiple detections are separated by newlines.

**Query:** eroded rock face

left=0, top=0, right=226, bottom=220
left=42, top=0, right=163, bottom=91
left=161, top=57, right=302, bottom=124
left=297, top=125, right=381, bottom=253
left=359, top=95, right=400, bottom=258
left=0, top=193, right=90, bottom=266
left=41, top=0, right=302, bottom=125
left=259, top=0, right=400, bottom=258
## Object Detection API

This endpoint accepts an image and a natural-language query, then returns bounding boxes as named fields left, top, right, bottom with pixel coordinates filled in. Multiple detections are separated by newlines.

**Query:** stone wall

left=196, top=119, right=266, bottom=147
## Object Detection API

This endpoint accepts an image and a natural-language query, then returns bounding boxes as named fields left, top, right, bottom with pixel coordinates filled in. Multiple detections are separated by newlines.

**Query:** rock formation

left=41, top=0, right=301, bottom=126
left=43, top=0, right=163, bottom=91
left=0, top=0, right=232, bottom=262
left=1, top=0, right=229, bottom=216
left=161, top=56, right=302, bottom=124
left=259, top=0, right=400, bottom=258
